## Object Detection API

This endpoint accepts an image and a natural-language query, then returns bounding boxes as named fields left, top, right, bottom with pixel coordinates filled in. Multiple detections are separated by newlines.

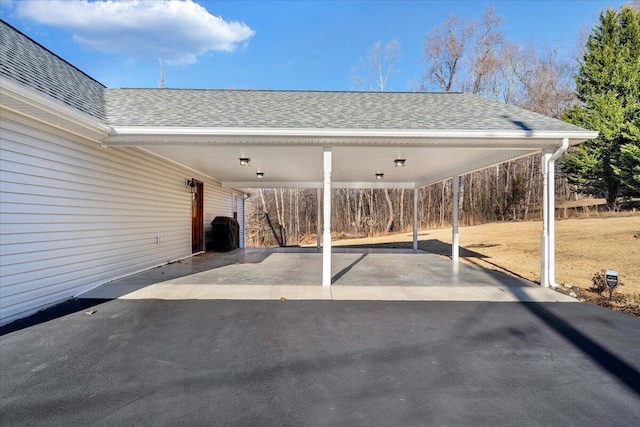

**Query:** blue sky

left=0, top=0, right=626, bottom=91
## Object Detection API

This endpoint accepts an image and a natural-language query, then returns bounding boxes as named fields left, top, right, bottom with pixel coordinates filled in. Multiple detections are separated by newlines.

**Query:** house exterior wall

left=0, top=111, right=238, bottom=325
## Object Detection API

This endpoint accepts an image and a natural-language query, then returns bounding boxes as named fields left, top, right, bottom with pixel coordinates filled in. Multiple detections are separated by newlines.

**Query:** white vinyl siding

left=0, top=112, right=240, bottom=325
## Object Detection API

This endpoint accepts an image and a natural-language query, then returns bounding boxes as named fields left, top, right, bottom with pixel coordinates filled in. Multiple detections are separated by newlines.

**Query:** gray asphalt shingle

left=0, top=20, right=106, bottom=121
left=103, top=88, right=589, bottom=132
left=2, top=19, right=589, bottom=134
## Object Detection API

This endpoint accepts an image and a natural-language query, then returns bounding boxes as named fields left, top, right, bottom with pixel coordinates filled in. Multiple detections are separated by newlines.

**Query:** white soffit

left=142, top=143, right=541, bottom=189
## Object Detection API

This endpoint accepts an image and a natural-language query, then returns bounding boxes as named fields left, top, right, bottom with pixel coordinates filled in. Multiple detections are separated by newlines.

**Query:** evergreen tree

left=612, top=143, right=640, bottom=191
left=561, top=5, right=640, bottom=205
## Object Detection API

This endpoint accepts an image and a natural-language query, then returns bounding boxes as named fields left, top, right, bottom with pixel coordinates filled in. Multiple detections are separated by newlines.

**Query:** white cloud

left=15, top=0, right=255, bottom=65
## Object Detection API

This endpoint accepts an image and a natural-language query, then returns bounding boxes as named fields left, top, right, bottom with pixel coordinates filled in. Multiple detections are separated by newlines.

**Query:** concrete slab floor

left=79, top=249, right=576, bottom=303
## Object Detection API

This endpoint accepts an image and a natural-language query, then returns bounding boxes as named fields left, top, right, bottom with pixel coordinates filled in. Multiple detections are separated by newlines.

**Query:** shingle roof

left=2, top=19, right=589, bottom=135
left=0, top=20, right=106, bottom=121
left=103, top=88, right=588, bottom=132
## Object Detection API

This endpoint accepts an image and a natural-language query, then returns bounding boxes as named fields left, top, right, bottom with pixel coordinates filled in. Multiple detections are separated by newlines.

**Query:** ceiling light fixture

left=256, top=172, right=265, bottom=179
left=394, top=159, right=406, bottom=167
left=239, top=157, right=251, bottom=167
left=375, top=173, right=384, bottom=180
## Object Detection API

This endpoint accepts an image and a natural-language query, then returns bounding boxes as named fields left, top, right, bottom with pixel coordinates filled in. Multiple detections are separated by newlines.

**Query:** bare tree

left=466, top=5, right=504, bottom=95
left=491, top=42, right=522, bottom=104
left=504, top=42, right=576, bottom=118
left=421, top=14, right=476, bottom=91
left=352, top=39, right=402, bottom=91
left=352, top=40, right=403, bottom=233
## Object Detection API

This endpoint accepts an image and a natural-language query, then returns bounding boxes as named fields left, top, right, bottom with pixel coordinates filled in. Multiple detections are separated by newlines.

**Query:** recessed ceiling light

left=256, top=172, right=264, bottom=179
left=394, top=159, right=406, bottom=167
left=239, top=157, right=251, bottom=166
left=375, top=173, right=384, bottom=180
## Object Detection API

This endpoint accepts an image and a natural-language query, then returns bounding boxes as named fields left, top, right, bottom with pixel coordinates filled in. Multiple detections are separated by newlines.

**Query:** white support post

left=540, top=149, right=553, bottom=287
left=316, top=188, right=321, bottom=250
left=240, top=196, right=246, bottom=249
left=413, top=188, right=418, bottom=251
left=322, top=147, right=332, bottom=286
left=452, top=175, right=460, bottom=262
left=548, top=154, right=557, bottom=287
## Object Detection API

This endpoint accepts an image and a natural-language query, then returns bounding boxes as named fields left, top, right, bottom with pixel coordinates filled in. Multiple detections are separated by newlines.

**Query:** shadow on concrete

left=465, top=256, right=534, bottom=283
left=507, top=286, right=640, bottom=396
left=336, top=239, right=488, bottom=259
left=334, top=239, right=537, bottom=287
left=332, top=254, right=367, bottom=284
left=113, top=249, right=279, bottom=285
left=0, top=299, right=111, bottom=337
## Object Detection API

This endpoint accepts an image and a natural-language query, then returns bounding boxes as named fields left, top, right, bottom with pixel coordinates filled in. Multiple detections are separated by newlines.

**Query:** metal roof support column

left=452, top=175, right=460, bottom=262
left=322, top=147, right=332, bottom=286
left=317, top=188, right=321, bottom=250
left=413, top=188, right=418, bottom=251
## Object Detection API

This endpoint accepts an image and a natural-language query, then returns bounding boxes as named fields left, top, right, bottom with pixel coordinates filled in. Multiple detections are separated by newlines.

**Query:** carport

left=102, top=90, right=597, bottom=288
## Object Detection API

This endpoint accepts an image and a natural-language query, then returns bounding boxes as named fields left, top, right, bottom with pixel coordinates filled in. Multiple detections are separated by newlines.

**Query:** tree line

left=245, top=159, right=574, bottom=247
left=246, top=4, right=639, bottom=247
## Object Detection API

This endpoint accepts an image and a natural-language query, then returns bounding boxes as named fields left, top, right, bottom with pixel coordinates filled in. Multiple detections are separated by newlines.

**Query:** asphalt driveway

left=1, top=299, right=639, bottom=426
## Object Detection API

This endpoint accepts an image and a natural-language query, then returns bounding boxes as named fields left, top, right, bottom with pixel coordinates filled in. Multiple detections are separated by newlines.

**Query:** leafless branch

left=352, top=39, right=402, bottom=91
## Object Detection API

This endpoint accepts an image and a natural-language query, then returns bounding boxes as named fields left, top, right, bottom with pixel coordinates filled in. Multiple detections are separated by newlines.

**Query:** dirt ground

left=331, top=214, right=640, bottom=314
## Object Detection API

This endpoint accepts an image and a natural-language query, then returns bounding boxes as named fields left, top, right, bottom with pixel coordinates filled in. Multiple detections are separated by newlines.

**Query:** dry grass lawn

left=332, top=214, right=640, bottom=296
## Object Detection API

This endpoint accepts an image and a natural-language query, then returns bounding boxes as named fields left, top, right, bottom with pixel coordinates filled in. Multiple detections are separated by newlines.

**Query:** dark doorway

left=192, top=180, right=204, bottom=253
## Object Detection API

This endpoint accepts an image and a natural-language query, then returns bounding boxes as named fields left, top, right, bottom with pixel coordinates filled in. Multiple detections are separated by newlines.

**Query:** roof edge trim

left=108, top=126, right=598, bottom=143
left=0, top=76, right=113, bottom=139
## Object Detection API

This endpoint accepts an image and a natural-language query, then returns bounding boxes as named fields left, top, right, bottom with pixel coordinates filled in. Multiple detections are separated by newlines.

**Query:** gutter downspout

left=541, top=137, right=569, bottom=287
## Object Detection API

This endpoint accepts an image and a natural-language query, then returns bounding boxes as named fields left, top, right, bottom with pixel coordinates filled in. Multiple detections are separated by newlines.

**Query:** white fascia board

left=105, top=126, right=599, bottom=146
left=0, top=77, right=113, bottom=138
left=415, top=149, right=535, bottom=188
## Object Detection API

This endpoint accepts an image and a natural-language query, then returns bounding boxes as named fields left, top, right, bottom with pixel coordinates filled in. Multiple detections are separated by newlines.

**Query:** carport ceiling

left=134, top=144, right=537, bottom=189
left=101, top=90, right=597, bottom=189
